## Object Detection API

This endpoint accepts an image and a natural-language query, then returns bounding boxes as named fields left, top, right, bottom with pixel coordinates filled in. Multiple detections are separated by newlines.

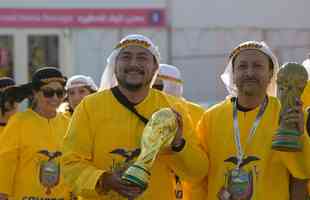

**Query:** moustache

left=124, top=68, right=145, bottom=75
left=241, top=78, right=259, bottom=83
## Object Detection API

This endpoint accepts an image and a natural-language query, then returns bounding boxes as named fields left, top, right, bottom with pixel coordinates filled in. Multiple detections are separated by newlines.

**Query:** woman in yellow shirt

left=58, top=75, right=97, bottom=119
left=0, top=67, right=71, bottom=200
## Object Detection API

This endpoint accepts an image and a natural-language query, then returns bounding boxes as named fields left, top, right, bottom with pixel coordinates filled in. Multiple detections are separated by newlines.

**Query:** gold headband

left=229, top=43, right=263, bottom=60
left=115, top=39, right=151, bottom=50
left=41, top=77, right=66, bottom=84
left=157, top=75, right=183, bottom=84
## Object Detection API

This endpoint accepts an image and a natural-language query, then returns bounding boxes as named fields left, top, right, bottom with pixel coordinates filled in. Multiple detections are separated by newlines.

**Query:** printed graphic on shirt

left=38, top=150, right=62, bottom=195
left=218, top=155, right=260, bottom=200
left=109, top=148, right=141, bottom=173
left=103, top=148, right=142, bottom=200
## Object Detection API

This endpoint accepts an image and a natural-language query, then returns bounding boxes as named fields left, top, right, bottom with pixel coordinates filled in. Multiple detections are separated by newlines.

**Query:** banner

left=0, top=8, right=165, bottom=28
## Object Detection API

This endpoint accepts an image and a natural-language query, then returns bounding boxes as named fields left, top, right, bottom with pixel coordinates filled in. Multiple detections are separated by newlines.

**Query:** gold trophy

left=122, top=108, right=178, bottom=190
left=272, top=62, right=308, bottom=151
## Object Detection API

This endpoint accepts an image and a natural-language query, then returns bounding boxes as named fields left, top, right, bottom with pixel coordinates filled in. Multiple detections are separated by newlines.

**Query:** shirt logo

left=38, top=150, right=62, bottom=195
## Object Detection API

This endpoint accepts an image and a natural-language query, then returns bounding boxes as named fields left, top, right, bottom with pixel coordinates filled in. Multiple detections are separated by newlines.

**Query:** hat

left=157, top=64, right=183, bottom=97
left=0, top=77, right=15, bottom=91
left=100, top=34, right=161, bottom=90
left=11, top=67, right=67, bottom=102
left=221, top=41, right=279, bottom=97
left=302, top=57, right=310, bottom=79
left=65, top=75, right=98, bottom=91
left=30, top=67, right=66, bottom=90
left=0, top=78, right=22, bottom=114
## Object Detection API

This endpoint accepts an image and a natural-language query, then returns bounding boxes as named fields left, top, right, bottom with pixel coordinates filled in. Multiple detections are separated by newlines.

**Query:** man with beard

left=198, top=41, right=310, bottom=200
left=62, top=34, right=208, bottom=200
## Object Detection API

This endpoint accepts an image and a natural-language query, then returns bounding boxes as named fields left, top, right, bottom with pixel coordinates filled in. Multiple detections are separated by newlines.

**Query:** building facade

left=0, top=0, right=310, bottom=104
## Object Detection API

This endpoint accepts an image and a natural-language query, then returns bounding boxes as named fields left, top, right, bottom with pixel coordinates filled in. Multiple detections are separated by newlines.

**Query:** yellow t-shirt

left=58, top=109, right=72, bottom=130
left=0, top=109, right=71, bottom=200
left=62, top=88, right=208, bottom=200
left=185, top=100, right=205, bottom=127
left=0, top=125, right=5, bottom=136
left=198, top=96, right=310, bottom=200
left=177, top=100, right=206, bottom=200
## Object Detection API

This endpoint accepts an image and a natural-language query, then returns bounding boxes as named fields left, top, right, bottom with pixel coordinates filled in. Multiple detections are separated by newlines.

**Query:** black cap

left=31, top=67, right=66, bottom=90
left=0, top=78, right=20, bottom=115
left=0, top=77, right=15, bottom=90
left=0, top=67, right=66, bottom=112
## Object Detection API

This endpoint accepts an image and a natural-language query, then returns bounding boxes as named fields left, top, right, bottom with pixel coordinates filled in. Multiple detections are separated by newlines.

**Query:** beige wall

left=171, top=0, right=310, bottom=29
left=171, top=27, right=310, bottom=103
left=169, top=0, right=310, bottom=103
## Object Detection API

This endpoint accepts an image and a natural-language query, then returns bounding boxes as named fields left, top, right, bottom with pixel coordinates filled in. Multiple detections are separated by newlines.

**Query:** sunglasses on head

left=40, top=88, right=65, bottom=98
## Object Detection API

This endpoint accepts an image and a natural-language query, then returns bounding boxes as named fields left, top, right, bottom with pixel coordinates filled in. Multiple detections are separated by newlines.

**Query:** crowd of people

left=0, top=34, right=310, bottom=200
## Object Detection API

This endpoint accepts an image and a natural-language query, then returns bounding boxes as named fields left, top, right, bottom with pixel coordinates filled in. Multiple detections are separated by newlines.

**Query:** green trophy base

left=121, top=164, right=150, bottom=190
left=272, top=129, right=302, bottom=152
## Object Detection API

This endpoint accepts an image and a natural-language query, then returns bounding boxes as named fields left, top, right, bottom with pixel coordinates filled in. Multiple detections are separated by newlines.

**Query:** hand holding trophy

left=272, top=62, right=308, bottom=151
left=122, top=107, right=178, bottom=190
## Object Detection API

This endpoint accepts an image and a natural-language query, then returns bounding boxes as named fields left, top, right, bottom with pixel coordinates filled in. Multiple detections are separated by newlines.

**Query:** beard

left=237, top=79, right=261, bottom=96
left=116, top=74, right=153, bottom=92
left=115, top=65, right=157, bottom=91
left=117, top=79, right=143, bottom=91
left=238, top=82, right=269, bottom=98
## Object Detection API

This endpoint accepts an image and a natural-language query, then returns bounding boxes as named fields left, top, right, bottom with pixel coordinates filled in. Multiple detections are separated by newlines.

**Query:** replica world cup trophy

left=272, top=62, right=308, bottom=151
left=122, top=108, right=178, bottom=190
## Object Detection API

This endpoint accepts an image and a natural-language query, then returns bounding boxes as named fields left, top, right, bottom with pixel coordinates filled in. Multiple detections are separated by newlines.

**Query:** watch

left=171, top=138, right=186, bottom=152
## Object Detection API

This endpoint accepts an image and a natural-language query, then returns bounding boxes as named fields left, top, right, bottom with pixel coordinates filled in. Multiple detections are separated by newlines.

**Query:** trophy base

left=272, top=129, right=302, bottom=152
left=121, top=164, right=150, bottom=190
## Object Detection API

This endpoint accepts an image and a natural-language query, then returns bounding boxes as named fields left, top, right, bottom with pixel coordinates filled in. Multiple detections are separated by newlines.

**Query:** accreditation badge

left=226, top=168, right=253, bottom=200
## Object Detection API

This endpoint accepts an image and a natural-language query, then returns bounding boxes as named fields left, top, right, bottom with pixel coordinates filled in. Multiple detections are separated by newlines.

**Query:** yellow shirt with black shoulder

left=0, top=109, right=71, bottom=200
left=62, top=88, right=208, bottom=200
left=198, top=96, right=310, bottom=200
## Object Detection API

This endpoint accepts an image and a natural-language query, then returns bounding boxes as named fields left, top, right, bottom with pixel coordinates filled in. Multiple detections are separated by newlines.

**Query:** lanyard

left=232, top=97, right=268, bottom=168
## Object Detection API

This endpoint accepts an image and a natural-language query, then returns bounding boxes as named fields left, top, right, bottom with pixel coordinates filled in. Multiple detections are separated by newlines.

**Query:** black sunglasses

left=152, top=84, right=164, bottom=91
left=40, top=88, right=65, bottom=98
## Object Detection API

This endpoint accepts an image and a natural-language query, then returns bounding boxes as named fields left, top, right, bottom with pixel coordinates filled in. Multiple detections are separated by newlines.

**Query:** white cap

left=221, top=41, right=279, bottom=97
left=158, top=64, right=183, bottom=97
left=99, top=34, right=161, bottom=91
left=302, top=57, right=310, bottom=79
left=65, top=75, right=98, bottom=91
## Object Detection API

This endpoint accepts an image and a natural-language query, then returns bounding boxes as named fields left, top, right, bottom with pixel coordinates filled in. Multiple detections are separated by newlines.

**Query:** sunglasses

left=40, top=88, right=65, bottom=98
left=152, top=84, right=164, bottom=91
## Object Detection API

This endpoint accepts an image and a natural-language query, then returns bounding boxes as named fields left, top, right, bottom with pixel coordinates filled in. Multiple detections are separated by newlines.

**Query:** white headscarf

left=302, top=56, right=310, bottom=79
left=100, top=34, right=161, bottom=91
left=221, top=41, right=279, bottom=97
left=157, top=64, right=183, bottom=97
left=65, top=75, right=98, bottom=91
